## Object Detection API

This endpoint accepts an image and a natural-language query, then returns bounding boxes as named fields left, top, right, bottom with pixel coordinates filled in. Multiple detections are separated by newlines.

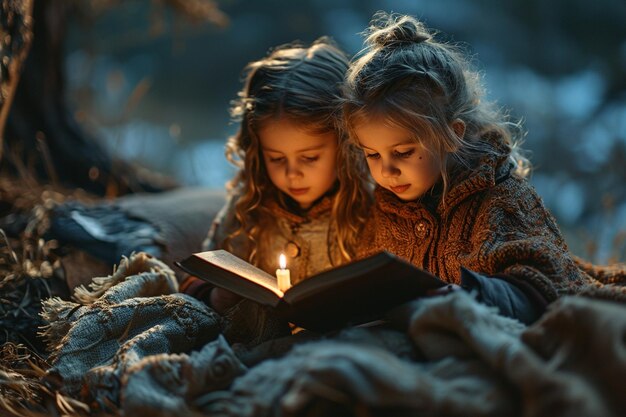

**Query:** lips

left=390, top=184, right=411, bottom=194
left=289, top=187, right=309, bottom=196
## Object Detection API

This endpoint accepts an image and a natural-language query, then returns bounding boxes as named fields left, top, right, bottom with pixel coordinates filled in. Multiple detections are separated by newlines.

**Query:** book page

left=195, top=250, right=283, bottom=297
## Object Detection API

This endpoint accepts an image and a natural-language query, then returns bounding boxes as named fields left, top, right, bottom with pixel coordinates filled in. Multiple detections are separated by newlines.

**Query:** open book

left=175, top=250, right=445, bottom=332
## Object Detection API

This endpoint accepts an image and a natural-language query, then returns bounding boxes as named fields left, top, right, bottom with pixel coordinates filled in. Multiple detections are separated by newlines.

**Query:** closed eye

left=268, top=156, right=285, bottom=163
left=393, top=149, right=415, bottom=158
left=302, top=155, right=319, bottom=163
left=365, top=152, right=380, bottom=160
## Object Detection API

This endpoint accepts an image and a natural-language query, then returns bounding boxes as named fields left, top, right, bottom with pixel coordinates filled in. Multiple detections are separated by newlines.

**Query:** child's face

left=259, top=118, right=338, bottom=209
left=355, top=121, right=441, bottom=201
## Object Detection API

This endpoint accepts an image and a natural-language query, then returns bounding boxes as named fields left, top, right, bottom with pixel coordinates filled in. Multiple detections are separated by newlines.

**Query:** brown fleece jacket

left=358, top=151, right=595, bottom=303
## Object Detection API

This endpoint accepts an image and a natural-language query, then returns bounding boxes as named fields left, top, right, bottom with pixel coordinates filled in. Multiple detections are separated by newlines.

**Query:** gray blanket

left=41, top=252, right=626, bottom=416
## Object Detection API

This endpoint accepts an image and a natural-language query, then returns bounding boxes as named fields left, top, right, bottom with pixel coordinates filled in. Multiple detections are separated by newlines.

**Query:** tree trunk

left=0, top=0, right=33, bottom=158
left=1, top=0, right=176, bottom=197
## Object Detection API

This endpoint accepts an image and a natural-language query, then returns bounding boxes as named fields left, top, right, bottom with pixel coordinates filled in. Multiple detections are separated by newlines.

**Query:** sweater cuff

left=460, top=267, right=545, bottom=325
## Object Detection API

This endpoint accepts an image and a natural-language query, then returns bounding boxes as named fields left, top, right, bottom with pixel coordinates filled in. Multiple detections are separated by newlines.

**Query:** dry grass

left=0, top=176, right=103, bottom=416
left=0, top=176, right=76, bottom=355
left=0, top=342, right=96, bottom=417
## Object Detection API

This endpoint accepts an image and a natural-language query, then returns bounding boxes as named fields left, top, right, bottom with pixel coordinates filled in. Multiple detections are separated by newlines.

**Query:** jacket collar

left=376, top=141, right=512, bottom=218
left=441, top=152, right=512, bottom=211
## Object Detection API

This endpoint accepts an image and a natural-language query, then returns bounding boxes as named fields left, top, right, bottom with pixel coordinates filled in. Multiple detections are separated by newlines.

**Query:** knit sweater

left=358, top=151, right=592, bottom=303
left=203, top=190, right=343, bottom=284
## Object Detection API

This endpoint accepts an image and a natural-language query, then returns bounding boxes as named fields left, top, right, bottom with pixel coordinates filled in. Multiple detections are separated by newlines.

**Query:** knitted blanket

left=40, top=252, right=239, bottom=414
left=40, top=252, right=626, bottom=416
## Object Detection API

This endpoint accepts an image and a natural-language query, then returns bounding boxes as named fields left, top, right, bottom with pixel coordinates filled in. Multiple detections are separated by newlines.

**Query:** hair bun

left=366, top=12, right=431, bottom=48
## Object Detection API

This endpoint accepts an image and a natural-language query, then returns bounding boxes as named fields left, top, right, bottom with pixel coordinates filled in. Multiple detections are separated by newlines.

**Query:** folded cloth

left=40, top=252, right=224, bottom=410
left=46, top=187, right=225, bottom=288
left=199, top=292, right=626, bottom=417
left=122, top=335, right=247, bottom=416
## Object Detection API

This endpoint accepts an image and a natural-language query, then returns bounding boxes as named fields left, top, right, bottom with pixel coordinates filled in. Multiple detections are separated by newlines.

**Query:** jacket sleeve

left=202, top=191, right=241, bottom=251
left=471, top=179, right=592, bottom=302
left=185, top=192, right=243, bottom=305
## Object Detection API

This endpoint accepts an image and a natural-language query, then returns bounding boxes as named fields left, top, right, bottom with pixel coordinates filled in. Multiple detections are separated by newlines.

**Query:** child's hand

left=426, top=283, right=463, bottom=297
left=210, top=287, right=242, bottom=314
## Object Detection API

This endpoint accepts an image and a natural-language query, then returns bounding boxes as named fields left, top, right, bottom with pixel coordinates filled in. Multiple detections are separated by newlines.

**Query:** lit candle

left=276, top=253, right=291, bottom=292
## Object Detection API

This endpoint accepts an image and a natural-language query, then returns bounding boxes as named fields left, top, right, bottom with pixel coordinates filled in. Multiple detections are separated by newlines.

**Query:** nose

left=380, top=160, right=400, bottom=178
left=286, top=162, right=302, bottom=179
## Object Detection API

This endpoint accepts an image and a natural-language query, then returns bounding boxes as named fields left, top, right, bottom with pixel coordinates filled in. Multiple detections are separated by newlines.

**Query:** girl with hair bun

left=343, top=12, right=593, bottom=324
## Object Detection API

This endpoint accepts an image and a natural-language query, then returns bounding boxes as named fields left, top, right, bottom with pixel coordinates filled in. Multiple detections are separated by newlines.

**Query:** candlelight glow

left=279, top=253, right=287, bottom=269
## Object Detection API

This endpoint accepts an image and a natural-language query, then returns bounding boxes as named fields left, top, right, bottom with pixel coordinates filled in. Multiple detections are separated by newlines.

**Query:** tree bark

left=0, top=0, right=34, bottom=160
left=2, top=0, right=176, bottom=197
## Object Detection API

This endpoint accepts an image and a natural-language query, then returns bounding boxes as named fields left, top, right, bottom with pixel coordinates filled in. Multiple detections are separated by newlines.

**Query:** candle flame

left=279, top=253, right=287, bottom=269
